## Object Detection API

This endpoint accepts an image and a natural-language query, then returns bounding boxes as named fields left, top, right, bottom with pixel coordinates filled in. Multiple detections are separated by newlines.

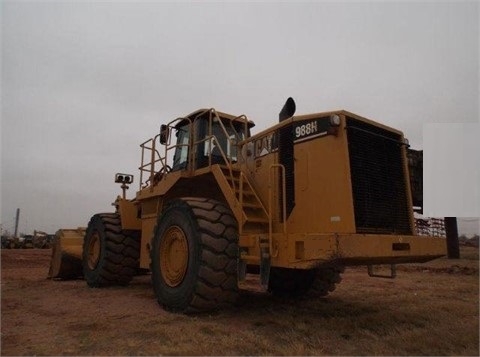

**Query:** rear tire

left=151, top=197, right=238, bottom=313
left=309, top=265, right=344, bottom=296
left=83, top=213, right=140, bottom=287
left=268, top=268, right=316, bottom=297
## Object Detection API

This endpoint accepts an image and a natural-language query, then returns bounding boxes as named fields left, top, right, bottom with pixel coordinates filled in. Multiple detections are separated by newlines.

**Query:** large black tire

left=268, top=265, right=344, bottom=298
left=268, top=268, right=316, bottom=297
left=150, top=197, right=238, bottom=313
left=83, top=213, right=140, bottom=287
left=309, top=265, right=344, bottom=297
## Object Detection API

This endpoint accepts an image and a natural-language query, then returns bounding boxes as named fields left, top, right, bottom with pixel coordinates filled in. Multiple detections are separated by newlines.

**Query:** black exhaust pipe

left=279, top=97, right=296, bottom=122
left=278, top=97, right=296, bottom=220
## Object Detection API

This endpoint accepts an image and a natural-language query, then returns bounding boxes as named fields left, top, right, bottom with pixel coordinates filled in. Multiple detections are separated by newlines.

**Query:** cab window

left=172, top=124, right=189, bottom=171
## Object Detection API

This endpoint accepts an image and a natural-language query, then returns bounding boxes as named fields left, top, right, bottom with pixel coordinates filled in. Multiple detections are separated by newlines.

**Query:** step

left=234, top=187, right=255, bottom=196
left=238, top=274, right=269, bottom=292
left=240, top=254, right=261, bottom=262
left=235, top=195, right=258, bottom=207
left=244, top=208, right=267, bottom=219
left=242, top=224, right=268, bottom=234
left=221, top=167, right=241, bottom=177
left=246, top=216, right=269, bottom=224
left=242, top=202, right=263, bottom=209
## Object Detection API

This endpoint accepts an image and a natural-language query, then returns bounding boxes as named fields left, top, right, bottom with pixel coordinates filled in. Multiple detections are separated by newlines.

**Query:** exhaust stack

left=279, top=97, right=296, bottom=122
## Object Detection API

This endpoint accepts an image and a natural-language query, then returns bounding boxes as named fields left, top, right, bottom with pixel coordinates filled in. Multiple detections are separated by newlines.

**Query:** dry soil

left=1, top=247, right=478, bottom=356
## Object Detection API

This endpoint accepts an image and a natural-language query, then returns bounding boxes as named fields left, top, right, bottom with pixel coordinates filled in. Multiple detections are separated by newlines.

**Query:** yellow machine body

left=117, top=108, right=445, bottom=271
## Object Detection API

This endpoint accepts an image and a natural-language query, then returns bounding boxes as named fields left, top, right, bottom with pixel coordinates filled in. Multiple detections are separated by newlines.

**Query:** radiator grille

left=346, top=117, right=412, bottom=234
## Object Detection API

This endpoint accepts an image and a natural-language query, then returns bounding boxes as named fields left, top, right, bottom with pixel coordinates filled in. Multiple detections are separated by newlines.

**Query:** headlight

left=115, top=173, right=134, bottom=184
left=330, top=114, right=341, bottom=126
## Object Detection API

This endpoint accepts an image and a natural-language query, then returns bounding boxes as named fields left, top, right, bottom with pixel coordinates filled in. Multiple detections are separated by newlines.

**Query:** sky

left=1, top=1, right=479, bottom=236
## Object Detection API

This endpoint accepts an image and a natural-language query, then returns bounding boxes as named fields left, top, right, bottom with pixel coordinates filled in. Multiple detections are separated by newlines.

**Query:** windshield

left=172, top=124, right=190, bottom=170
left=206, top=121, right=245, bottom=162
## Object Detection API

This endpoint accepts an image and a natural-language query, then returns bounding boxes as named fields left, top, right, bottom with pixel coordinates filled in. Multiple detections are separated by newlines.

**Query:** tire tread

left=83, top=213, right=140, bottom=287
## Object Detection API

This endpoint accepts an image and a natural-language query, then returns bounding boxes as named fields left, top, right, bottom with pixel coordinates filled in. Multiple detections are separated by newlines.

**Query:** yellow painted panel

left=118, top=199, right=141, bottom=230
left=140, top=217, right=156, bottom=269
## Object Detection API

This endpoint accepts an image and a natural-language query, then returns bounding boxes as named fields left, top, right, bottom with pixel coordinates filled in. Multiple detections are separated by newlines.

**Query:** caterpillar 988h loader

left=50, top=98, right=445, bottom=313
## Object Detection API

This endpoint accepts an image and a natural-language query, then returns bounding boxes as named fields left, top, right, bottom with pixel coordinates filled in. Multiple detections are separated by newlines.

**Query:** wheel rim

left=87, top=232, right=101, bottom=270
left=160, top=226, right=189, bottom=287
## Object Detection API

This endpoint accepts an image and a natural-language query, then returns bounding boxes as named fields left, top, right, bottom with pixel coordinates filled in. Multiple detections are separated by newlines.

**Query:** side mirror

left=160, top=124, right=169, bottom=145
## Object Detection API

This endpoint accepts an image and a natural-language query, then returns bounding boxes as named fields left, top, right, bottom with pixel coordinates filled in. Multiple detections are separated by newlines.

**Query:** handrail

left=189, top=109, right=237, bottom=186
left=240, top=171, right=270, bottom=219
left=228, top=114, right=247, bottom=140
left=229, top=114, right=249, bottom=163
left=163, top=116, right=192, bottom=176
left=138, top=116, right=192, bottom=189
left=139, top=138, right=163, bottom=180
left=192, top=135, right=230, bottom=168
left=211, top=110, right=236, bottom=186
left=269, top=164, right=287, bottom=258
left=139, top=140, right=147, bottom=188
left=139, top=137, right=164, bottom=189
left=209, top=109, right=246, bottom=164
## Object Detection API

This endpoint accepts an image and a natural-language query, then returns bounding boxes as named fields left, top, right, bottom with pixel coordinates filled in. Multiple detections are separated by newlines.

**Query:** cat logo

left=254, top=132, right=278, bottom=158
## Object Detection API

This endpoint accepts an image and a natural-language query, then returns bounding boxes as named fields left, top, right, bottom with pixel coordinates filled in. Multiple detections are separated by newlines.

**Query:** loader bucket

left=48, top=228, right=86, bottom=280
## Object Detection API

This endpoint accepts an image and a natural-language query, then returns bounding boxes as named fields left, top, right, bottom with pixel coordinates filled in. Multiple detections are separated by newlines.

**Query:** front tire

left=83, top=213, right=140, bottom=287
left=151, top=198, right=238, bottom=313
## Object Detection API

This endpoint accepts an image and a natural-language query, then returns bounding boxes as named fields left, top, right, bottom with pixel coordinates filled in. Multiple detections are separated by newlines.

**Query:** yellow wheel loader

left=49, top=98, right=446, bottom=313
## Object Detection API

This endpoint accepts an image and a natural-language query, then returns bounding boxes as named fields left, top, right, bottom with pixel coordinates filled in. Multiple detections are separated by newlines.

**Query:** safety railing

left=139, top=108, right=250, bottom=192
left=191, top=109, right=245, bottom=186
left=139, top=117, right=192, bottom=190
left=139, top=135, right=164, bottom=190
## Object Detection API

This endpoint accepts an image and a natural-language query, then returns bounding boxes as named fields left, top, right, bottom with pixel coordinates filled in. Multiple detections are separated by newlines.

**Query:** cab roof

left=177, top=108, right=255, bottom=129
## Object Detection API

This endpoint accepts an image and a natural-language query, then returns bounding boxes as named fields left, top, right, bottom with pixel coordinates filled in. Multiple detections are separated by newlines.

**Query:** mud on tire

left=150, top=197, right=238, bottom=313
left=83, top=213, right=140, bottom=287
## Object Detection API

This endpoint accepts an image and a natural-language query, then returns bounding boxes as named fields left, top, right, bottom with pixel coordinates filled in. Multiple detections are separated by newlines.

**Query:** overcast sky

left=1, top=1, right=479, bottom=236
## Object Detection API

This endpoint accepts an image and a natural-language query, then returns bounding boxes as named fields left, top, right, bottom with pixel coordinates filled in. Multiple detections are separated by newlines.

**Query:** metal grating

left=407, top=149, right=423, bottom=212
left=346, top=117, right=412, bottom=235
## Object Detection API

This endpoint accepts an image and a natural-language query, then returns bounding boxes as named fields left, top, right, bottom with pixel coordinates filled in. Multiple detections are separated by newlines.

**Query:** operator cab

left=163, top=109, right=254, bottom=172
left=140, top=109, right=254, bottom=188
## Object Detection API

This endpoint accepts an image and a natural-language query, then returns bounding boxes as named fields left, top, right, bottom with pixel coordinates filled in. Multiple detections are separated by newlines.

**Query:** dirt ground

left=1, top=247, right=478, bottom=356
